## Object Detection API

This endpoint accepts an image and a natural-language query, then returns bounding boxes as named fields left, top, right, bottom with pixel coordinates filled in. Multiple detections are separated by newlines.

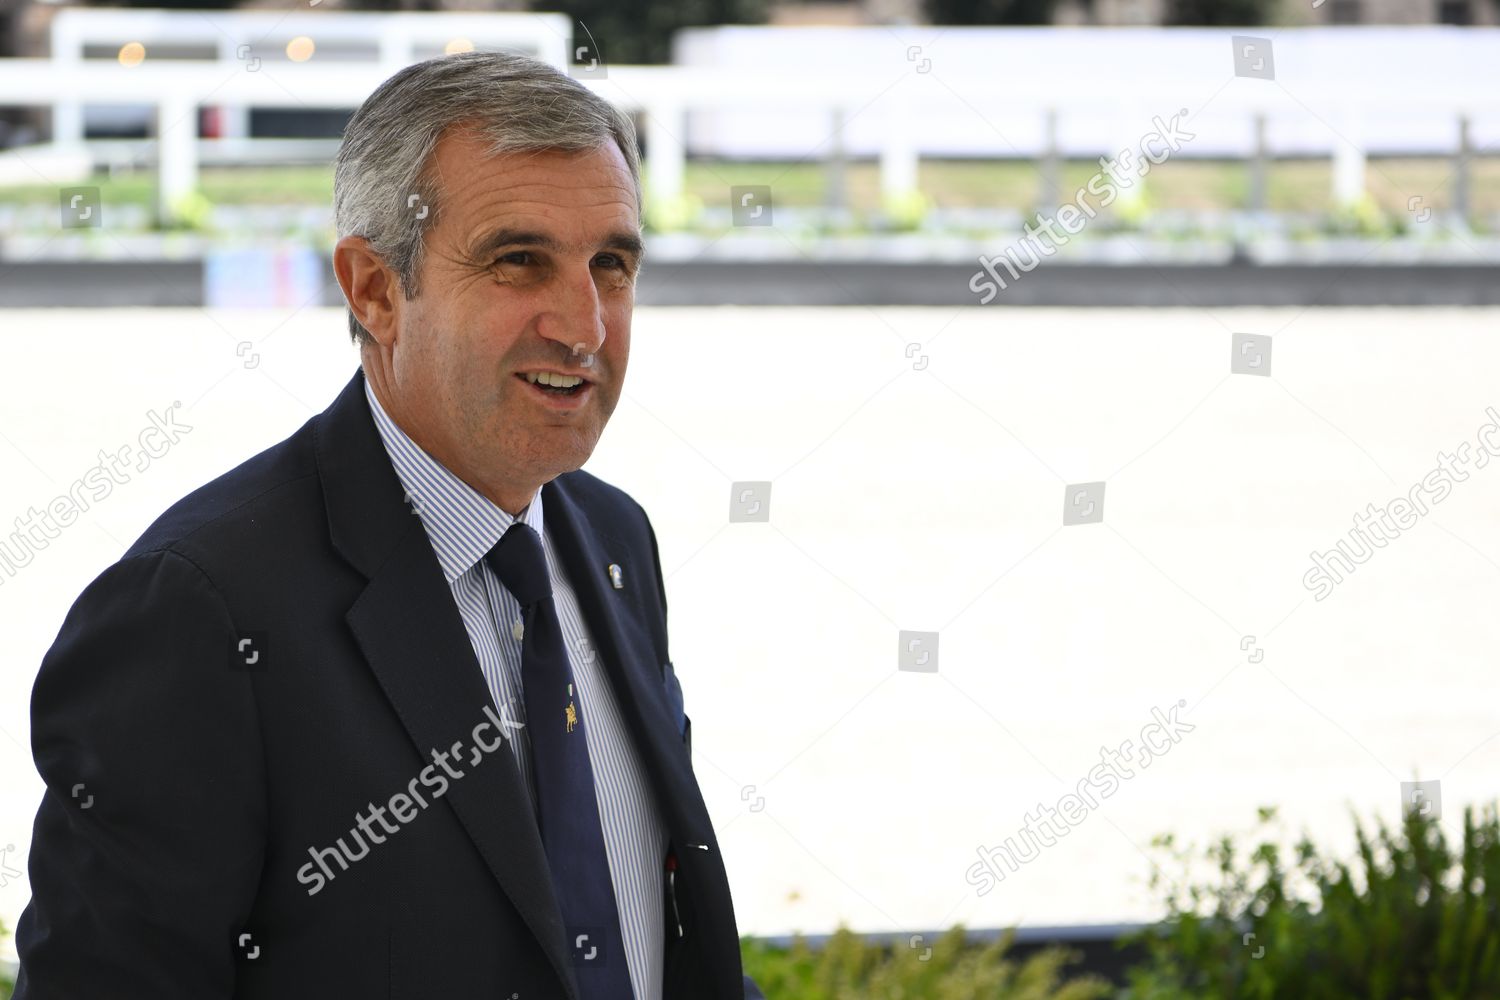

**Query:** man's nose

left=539, top=265, right=607, bottom=360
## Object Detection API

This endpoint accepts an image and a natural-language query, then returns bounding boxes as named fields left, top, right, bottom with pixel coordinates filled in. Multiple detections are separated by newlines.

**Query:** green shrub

left=1123, top=802, right=1500, bottom=999
left=741, top=923, right=1112, bottom=1000
left=0, top=916, right=11, bottom=998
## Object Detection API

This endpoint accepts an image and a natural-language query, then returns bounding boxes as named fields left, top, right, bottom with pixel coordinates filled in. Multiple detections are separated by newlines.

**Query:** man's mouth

left=515, top=371, right=589, bottom=397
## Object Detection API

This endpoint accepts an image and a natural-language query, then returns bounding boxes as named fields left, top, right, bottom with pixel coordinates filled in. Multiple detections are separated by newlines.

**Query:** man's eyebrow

left=467, top=228, right=645, bottom=263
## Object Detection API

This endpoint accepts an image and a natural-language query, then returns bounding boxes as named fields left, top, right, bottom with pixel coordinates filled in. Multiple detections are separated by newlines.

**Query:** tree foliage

left=923, top=0, right=1062, bottom=24
left=557, top=0, right=771, bottom=65
left=1163, top=0, right=1275, bottom=25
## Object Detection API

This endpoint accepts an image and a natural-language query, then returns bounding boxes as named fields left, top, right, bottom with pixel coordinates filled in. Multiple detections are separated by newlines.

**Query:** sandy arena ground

left=2, top=305, right=1498, bottom=954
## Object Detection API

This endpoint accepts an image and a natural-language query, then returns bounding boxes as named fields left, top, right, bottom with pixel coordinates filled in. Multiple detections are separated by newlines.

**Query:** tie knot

left=484, top=521, right=551, bottom=607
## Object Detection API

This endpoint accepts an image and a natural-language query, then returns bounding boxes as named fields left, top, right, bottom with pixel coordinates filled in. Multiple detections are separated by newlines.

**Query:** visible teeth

left=523, top=372, right=584, bottom=388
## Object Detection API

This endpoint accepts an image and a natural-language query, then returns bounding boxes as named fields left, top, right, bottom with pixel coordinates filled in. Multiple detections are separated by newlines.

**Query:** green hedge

left=1123, top=803, right=1500, bottom=999
left=740, top=925, right=1111, bottom=1000
left=741, top=802, right=1500, bottom=999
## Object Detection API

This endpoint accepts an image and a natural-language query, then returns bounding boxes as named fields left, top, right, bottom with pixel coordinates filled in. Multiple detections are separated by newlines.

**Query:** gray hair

left=333, top=50, right=642, bottom=348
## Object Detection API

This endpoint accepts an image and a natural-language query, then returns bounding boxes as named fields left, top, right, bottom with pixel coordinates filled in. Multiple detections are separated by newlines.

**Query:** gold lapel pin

left=607, top=563, right=624, bottom=590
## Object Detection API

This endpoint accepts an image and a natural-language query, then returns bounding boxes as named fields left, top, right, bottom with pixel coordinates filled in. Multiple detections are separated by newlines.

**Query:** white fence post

left=880, top=91, right=918, bottom=206
left=1332, top=107, right=1366, bottom=206
left=1453, top=113, right=1472, bottom=224
left=156, top=96, right=197, bottom=225
left=644, top=100, right=685, bottom=220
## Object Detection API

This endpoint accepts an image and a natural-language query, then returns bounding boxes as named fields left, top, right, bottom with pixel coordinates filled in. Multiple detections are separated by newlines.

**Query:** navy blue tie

left=484, top=521, right=635, bottom=999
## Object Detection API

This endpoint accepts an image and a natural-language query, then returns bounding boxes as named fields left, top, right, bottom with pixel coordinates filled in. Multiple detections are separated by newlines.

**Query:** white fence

left=0, top=13, right=1496, bottom=224
left=674, top=24, right=1500, bottom=159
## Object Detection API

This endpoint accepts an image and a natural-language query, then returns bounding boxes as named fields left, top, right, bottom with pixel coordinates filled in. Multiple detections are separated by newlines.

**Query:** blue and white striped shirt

left=363, top=375, right=666, bottom=1000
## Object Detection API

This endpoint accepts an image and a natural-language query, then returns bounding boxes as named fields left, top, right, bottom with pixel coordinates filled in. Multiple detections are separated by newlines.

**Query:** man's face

left=380, top=129, right=641, bottom=510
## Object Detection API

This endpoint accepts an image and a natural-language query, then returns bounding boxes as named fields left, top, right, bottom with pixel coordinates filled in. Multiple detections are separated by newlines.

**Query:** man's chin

left=530, top=439, right=599, bottom=481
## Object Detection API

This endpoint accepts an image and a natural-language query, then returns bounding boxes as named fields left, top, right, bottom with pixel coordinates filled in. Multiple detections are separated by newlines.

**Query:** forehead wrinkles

left=434, top=164, right=637, bottom=254
left=463, top=183, right=636, bottom=219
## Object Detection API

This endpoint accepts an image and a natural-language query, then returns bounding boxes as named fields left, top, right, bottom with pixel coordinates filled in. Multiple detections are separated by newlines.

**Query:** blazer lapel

left=544, top=479, right=751, bottom=998
left=316, top=370, right=578, bottom=998
left=541, top=476, right=719, bottom=848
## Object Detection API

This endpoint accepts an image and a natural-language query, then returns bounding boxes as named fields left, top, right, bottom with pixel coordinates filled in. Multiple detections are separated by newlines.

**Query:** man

left=14, top=51, right=763, bottom=999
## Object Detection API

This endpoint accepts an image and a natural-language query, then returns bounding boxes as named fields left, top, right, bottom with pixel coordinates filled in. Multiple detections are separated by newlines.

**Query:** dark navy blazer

left=14, top=367, right=763, bottom=1000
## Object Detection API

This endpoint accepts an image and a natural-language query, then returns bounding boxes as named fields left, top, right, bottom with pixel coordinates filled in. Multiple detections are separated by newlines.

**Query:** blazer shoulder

left=121, top=413, right=322, bottom=571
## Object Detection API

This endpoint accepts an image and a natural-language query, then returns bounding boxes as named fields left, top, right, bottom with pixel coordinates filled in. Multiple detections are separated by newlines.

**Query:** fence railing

left=1, top=16, right=1496, bottom=226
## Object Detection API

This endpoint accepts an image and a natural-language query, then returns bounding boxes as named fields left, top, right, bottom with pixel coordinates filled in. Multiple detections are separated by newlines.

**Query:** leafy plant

left=1123, top=802, right=1500, bottom=999
left=1325, top=194, right=1394, bottom=237
left=161, top=189, right=215, bottom=233
left=879, top=190, right=932, bottom=232
left=0, top=916, right=12, bottom=997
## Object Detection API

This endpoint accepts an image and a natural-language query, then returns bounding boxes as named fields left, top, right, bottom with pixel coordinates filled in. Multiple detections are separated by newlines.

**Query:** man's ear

left=333, top=235, right=400, bottom=346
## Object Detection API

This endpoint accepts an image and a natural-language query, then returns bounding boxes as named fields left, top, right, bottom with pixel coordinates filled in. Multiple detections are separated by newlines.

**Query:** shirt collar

left=363, top=373, right=541, bottom=584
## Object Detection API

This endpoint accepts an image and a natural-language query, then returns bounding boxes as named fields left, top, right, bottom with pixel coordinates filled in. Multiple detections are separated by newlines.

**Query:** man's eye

left=493, top=252, right=534, bottom=267
left=593, top=254, right=624, bottom=269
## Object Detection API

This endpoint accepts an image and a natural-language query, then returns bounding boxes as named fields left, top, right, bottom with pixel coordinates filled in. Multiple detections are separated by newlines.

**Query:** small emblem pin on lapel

left=607, top=563, right=624, bottom=590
